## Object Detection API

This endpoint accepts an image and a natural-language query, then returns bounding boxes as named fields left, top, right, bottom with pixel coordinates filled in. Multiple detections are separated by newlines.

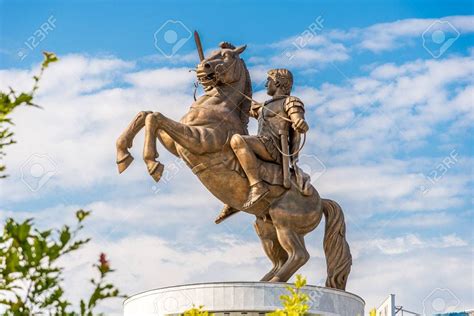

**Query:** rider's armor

left=255, top=95, right=305, bottom=165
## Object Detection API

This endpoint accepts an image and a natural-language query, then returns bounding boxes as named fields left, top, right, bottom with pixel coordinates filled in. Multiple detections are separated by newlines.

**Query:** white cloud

left=352, top=233, right=468, bottom=257
left=140, top=51, right=199, bottom=65
left=355, top=15, right=474, bottom=52
left=301, top=54, right=474, bottom=163
left=348, top=247, right=473, bottom=314
left=373, top=212, right=455, bottom=228
left=248, top=65, right=270, bottom=87
left=254, top=15, right=474, bottom=69
left=270, top=36, right=350, bottom=67
left=0, top=54, right=196, bottom=202
left=124, top=67, right=194, bottom=90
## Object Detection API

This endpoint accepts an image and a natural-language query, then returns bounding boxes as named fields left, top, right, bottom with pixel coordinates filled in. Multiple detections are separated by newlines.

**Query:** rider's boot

left=243, top=181, right=270, bottom=209
left=214, top=205, right=240, bottom=224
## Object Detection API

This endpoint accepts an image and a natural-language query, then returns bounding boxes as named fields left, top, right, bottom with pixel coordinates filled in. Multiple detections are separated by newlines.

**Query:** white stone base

left=123, top=282, right=364, bottom=316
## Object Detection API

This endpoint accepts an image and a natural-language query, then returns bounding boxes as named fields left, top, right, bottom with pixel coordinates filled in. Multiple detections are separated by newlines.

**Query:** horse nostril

left=204, top=63, right=211, bottom=69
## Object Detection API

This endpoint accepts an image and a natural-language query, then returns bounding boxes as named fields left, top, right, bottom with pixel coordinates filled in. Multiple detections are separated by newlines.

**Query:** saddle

left=224, top=150, right=314, bottom=196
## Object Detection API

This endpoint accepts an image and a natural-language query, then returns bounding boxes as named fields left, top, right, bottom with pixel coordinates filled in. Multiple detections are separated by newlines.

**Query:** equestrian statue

left=115, top=32, right=352, bottom=290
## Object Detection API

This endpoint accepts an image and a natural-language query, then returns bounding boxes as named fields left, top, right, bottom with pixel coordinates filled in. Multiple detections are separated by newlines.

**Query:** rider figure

left=215, top=69, right=309, bottom=224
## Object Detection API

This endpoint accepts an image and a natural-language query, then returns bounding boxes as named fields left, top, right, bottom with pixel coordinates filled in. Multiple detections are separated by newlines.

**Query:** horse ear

left=233, top=45, right=247, bottom=55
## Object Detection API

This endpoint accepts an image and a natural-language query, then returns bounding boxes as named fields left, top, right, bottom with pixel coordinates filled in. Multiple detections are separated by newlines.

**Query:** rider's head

left=266, top=69, right=293, bottom=96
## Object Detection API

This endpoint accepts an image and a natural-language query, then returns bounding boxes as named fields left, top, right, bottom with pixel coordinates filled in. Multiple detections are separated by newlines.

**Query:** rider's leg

left=216, top=136, right=275, bottom=217
left=230, top=135, right=273, bottom=208
left=230, top=135, right=273, bottom=186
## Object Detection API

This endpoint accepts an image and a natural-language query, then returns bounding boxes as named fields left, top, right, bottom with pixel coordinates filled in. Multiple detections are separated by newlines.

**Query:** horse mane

left=238, top=59, right=252, bottom=134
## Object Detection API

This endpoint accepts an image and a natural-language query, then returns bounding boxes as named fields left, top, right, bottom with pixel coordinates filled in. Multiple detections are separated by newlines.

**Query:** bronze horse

left=116, top=42, right=352, bottom=290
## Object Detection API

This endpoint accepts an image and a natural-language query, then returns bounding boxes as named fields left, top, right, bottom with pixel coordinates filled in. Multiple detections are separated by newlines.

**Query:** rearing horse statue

left=116, top=40, right=352, bottom=290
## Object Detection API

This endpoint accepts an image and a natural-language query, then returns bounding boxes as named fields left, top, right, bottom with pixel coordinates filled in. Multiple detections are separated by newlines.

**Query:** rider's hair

left=268, top=69, right=293, bottom=95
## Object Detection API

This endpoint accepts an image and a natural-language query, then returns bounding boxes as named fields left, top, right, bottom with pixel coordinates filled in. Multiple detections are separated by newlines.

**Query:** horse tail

left=322, top=198, right=352, bottom=290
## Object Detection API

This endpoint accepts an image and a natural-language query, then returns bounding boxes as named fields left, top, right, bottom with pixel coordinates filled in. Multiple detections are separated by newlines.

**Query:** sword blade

left=194, top=31, right=205, bottom=61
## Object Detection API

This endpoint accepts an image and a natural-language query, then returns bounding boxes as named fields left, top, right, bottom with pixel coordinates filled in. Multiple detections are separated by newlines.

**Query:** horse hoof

left=149, top=162, right=165, bottom=182
left=117, top=154, right=134, bottom=174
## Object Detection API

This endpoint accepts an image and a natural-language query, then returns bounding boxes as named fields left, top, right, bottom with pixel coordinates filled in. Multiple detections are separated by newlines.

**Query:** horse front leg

left=143, top=111, right=226, bottom=182
left=153, top=112, right=226, bottom=154
left=116, top=111, right=151, bottom=173
left=143, top=113, right=165, bottom=182
left=157, top=130, right=179, bottom=157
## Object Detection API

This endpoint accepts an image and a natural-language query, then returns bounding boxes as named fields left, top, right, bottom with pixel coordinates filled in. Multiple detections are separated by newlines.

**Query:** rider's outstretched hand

left=249, top=102, right=262, bottom=118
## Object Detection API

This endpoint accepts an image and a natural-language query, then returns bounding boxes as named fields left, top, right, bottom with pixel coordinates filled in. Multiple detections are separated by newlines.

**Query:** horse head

left=196, top=41, right=252, bottom=133
left=196, top=42, right=248, bottom=90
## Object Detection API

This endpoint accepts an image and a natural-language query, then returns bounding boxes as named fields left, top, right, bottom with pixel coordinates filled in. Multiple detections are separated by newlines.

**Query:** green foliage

left=267, top=274, right=310, bottom=316
left=0, top=210, right=124, bottom=315
left=183, top=305, right=213, bottom=316
left=0, top=51, right=58, bottom=177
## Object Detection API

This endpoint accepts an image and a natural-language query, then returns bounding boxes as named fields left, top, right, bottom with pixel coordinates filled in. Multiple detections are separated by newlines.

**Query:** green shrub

left=267, top=274, right=310, bottom=316
left=0, top=210, right=124, bottom=315
left=183, top=305, right=213, bottom=316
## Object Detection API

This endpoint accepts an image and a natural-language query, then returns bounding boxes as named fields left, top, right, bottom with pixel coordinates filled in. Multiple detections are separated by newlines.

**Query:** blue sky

left=0, top=1, right=473, bottom=315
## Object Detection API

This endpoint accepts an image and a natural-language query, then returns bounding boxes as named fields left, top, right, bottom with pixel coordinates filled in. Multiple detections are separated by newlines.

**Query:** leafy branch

left=0, top=51, right=58, bottom=177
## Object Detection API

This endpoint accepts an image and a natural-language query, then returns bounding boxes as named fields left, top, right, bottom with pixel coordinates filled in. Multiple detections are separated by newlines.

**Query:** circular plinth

left=124, top=282, right=364, bottom=316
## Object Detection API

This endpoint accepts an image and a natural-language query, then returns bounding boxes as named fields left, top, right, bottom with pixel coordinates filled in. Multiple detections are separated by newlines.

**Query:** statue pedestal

left=123, top=282, right=365, bottom=316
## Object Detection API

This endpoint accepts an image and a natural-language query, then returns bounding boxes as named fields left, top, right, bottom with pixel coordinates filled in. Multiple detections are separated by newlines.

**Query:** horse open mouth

left=197, top=72, right=216, bottom=87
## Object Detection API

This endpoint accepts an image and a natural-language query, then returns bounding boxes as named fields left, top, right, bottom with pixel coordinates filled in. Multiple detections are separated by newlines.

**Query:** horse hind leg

left=116, top=111, right=151, bottom=173
left=270, top=227, right=309, bottom=282
left=143, top=113, right=165, bottom=182
left=254, top=217, right=288, bottom=281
